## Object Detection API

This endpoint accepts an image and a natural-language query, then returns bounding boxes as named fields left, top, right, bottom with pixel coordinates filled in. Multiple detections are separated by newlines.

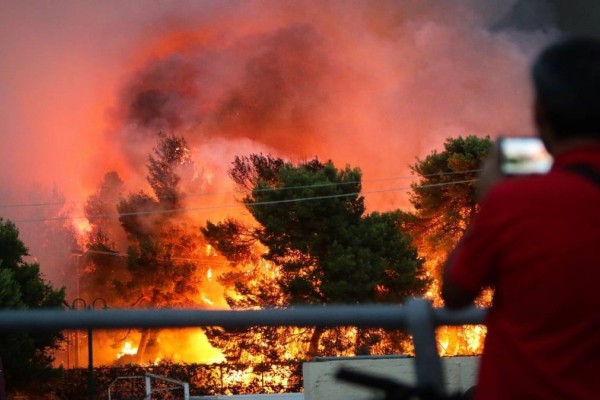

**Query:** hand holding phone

left=476, top=137, right=553, bottom=201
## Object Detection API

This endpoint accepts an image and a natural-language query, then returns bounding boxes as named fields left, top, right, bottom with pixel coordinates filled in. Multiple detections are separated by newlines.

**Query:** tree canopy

left=408, top=135, right=493, bottom=253
left=81, top=134, right=204, bottom=308
left=407, top=135, right=493, bottom=355
left=114, top=133, right=204, bottom=308
left=202, top=154, right=428, bottom=359
left=0, top=218, right=65, bottom=391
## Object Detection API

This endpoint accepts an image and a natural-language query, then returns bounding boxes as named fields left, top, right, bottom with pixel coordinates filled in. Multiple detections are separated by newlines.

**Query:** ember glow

left=73, top=218, right=92, bottom=248
left=117, top=341, right=138, bottom=359
left=0, top=0, right=556, bottom=376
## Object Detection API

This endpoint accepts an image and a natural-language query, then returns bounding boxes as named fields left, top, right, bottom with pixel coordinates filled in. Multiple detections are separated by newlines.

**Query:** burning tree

left=408, top=135, right=492, bottom=295
left=84, top=171, right=126, bottom=246
left=118, top=133, right=206, bottom=363
left=81, top=171, right=128, bottom=298
left=81, top=133, right=207, bottom=363
left=203, top=154, right=429, bottom=361
left=407, top=135, right=492, bottom=355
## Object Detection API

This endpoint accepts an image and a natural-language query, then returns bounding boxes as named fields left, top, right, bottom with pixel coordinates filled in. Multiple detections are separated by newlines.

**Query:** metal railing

left=0, top=298, right=487, bottom=397
left=107, top=373, right=190, bottom=400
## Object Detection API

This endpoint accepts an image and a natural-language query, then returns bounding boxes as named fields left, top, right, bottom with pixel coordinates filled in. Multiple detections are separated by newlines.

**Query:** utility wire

left=82, top=249, right=232, bottom=265
left=11, top=179, right=477, bottom=223
left=0, top=169, right=482, bottom=210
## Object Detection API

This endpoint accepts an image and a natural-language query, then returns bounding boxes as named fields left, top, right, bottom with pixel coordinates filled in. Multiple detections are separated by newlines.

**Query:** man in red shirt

left=442, top=37, right=600, bottom=399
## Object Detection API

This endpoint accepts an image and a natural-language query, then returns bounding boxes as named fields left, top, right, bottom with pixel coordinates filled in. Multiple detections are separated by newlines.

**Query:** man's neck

left=549, top=136, right=600, bottom=156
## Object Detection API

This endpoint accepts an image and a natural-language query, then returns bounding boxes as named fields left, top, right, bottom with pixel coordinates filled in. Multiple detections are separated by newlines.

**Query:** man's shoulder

left=486, top=173, right=556, bottom=201
left=479, top=171, right=581, bottom=218
left=483, top=168, right=599, bottom=214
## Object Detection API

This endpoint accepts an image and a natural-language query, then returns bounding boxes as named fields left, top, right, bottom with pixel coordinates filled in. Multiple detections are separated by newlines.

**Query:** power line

left=0, top=169, right=481, bottom=210
left=11, top=179, right=477, bottom=223
left=82, top=249, right=232, bottom=265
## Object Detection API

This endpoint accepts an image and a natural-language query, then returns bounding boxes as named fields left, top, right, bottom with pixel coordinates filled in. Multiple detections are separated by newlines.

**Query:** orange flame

left=117, top=341, right=138, bottom=359
left=72, top=218, right=92, bottom=248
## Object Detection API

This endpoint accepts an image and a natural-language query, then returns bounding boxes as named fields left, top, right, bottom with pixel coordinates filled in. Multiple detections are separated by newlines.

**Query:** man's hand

left=442, top=264, right=478, bottom=309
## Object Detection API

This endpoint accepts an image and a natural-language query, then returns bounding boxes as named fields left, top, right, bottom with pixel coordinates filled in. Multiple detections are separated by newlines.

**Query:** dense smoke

left=0, top=0, right=556, bottom=285
left=112, top=1, right=554, bottom=181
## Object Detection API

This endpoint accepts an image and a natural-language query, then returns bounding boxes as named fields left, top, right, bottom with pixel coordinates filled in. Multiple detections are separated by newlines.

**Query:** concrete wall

left=193, top=395, right=304, bottom=400
left=303, top=356, right=479, bottom=400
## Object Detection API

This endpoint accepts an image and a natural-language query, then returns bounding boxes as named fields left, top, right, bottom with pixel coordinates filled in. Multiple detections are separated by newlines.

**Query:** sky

left=0, top=0, right=558, bottom=281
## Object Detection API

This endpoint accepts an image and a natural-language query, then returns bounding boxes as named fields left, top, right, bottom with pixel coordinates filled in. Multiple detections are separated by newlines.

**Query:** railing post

left=405, top=298, right=445, bottom=396
left=183, top=382, right=190, bottom=400
left=145, top=374, right=152, bottom=399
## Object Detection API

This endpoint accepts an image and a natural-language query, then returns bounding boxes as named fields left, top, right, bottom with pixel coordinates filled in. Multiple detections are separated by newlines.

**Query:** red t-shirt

left=448, top=145, right=600, bottom=400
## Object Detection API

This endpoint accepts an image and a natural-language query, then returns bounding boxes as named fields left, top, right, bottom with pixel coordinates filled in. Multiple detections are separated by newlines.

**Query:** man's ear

left=534, top=99, right=549, bottom=132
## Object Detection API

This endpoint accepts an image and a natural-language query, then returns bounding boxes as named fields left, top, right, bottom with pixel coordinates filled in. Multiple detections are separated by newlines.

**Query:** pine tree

left=407, top=135, right=493, bottom=356
left=203, top=154, right=428, bottom=360
left=407, top=135, right=492, bottom=291
left=116, top=134, right=204, bottom=362
left=0, top=218, right=65, bottom=391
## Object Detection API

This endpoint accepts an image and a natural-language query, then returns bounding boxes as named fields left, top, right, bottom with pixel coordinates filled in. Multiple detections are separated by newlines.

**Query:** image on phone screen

left=500, top=137, right=553, bottom=175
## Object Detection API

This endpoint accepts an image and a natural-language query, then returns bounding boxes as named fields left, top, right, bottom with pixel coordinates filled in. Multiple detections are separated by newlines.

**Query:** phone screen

left=499, top=137, right=553, bottom=175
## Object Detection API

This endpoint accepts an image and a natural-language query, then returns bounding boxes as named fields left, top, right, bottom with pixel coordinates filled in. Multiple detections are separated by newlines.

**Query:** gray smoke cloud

left=107, top=1, right=557, bottom=212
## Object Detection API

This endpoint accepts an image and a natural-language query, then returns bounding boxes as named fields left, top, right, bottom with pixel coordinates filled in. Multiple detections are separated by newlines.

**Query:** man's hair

left=532, top=36, right=600, bottom=139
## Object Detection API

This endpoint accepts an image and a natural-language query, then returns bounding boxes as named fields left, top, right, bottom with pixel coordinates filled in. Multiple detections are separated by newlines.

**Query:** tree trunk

left=135, top=329, right=160, bottom=364
left=354, top=328, right=371, bottom=355
left=307, top=327, right=324, bottom=358
left=135, top=329, right=150, bottom=364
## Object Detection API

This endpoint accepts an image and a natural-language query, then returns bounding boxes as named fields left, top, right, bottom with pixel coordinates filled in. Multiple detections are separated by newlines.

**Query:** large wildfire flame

left=414, top=223, right=492, bottom=356
left=1, top=0, right=557, bottom=389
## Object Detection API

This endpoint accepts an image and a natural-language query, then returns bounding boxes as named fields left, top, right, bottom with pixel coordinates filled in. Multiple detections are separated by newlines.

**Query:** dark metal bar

left=0, top=305, right=486, bottom=331
left=87, top=327, right=94, bottom=400
left=433, top=306, right=487, bottom=326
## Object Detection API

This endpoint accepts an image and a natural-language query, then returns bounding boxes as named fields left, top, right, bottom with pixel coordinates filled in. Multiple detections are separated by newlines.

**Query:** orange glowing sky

left=0, top=1, right=556, bottom=284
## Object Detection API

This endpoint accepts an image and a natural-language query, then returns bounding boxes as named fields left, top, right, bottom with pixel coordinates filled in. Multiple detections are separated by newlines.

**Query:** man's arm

left=441, top=215, right=501, bottom=309
left=441, top=257, right=479, bottom=309
left=441, top=140, right=504, bottom=308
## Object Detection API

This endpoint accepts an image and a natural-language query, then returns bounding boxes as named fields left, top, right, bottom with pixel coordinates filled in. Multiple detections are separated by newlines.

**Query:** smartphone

left=499, top=137, right=553, bottom=175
